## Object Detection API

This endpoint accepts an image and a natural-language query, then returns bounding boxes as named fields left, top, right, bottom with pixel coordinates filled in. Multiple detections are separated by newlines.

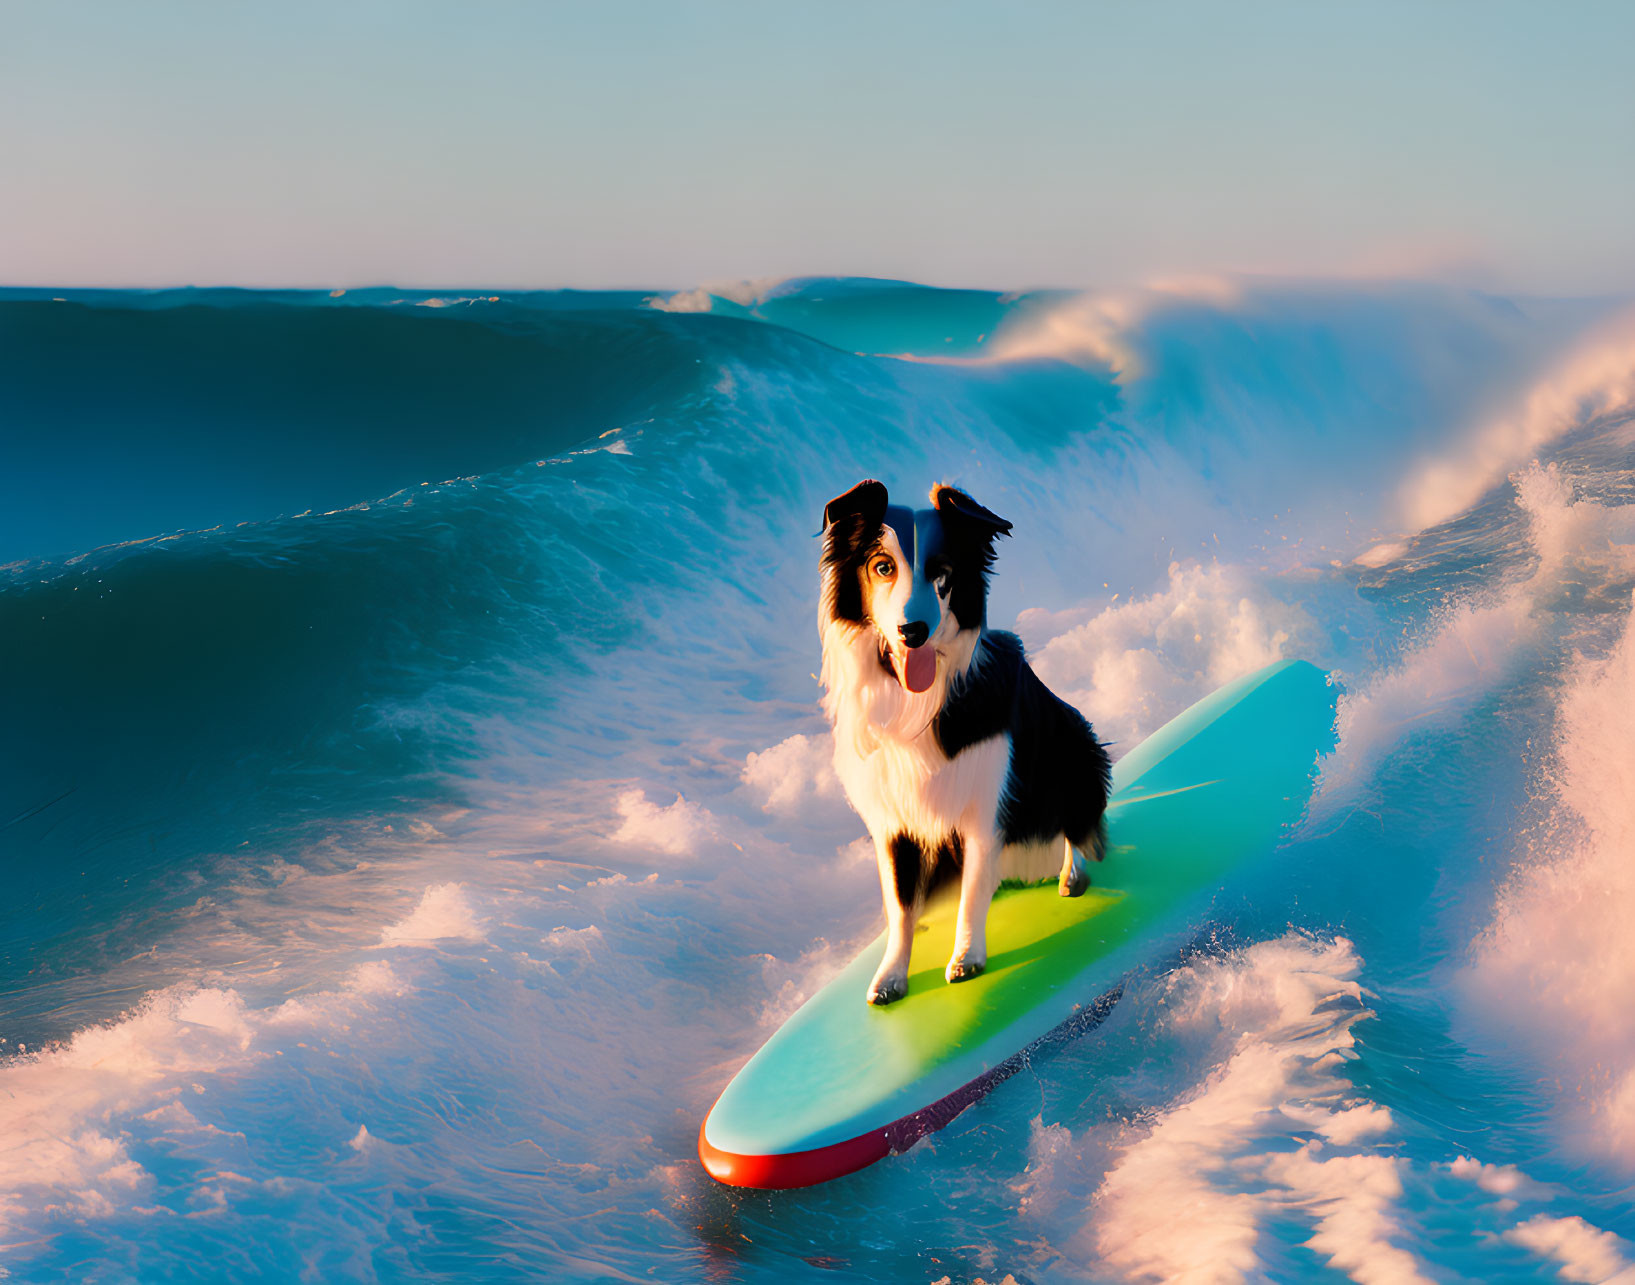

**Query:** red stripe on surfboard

left=698, top=1117, right=889, bottom=1189
left=698, top=987, right=1123, bottom=1189
left=698, top=1051, right=1022, bottom=1189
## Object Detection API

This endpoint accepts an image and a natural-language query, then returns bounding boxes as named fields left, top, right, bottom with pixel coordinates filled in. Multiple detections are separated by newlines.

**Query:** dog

left=819, top=479, right=1112, bottom=1006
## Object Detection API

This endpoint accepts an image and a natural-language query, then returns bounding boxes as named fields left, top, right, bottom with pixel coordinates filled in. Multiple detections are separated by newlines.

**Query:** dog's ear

left=931, top=484, right=1010, bottom=629
left=931, top=484, right=1013, bottom=538
left=824, top=479, right=889, bottom=530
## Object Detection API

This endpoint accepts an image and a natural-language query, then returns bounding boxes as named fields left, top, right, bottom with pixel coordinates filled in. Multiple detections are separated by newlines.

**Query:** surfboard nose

left=698, top=1112, right=889, bottom=1189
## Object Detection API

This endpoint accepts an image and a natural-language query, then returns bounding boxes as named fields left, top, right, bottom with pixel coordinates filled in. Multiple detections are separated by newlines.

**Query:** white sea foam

left=1089, top=935, right=1432, bottom=1285
left=1262, top=1145, right=1433, bottom=1285
left=1466, top=586, right=1635, bottom=1169
left=647, top=277, right=788, bottom=314
left=647, top=287, right=715, bottom=314
left=1446, top=1155, right=1555, bottom=1203
left=1399, top=306, right=1635, bottom=532
left=1504, top=1214, right=1635, bottom=1284
left=1354, top=540, right=1410, bottom=569
left=740, top=731, right=843, bottom=817
left=1514, top=460, right=1635, bottom=584
left=1326, top=463, right=1635, bottom=793
left=541, top=923, right=604, bottom=957
left=756, top=934, right=864, bottom=1028
left=376, top=881, right=484, bottom=945
left=609, top=788, right=720, bottom=856
left=0, top=963, right=397, bottom=1236
left=1020, top=560, right=1312, bottom=748
left=983, top=277, right=1242, bottom=378
left=1332, top=595, right=1536, bottom=768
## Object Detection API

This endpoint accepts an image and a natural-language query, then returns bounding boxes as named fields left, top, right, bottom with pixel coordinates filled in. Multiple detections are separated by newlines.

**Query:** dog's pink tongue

left=903, top=644, right=937, bottom=693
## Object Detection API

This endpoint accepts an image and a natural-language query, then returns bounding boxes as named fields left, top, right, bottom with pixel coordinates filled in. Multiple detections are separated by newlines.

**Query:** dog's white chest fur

left=833, top=719, right=1010, bottom=844
left=822, top=621, right=1009, bottom=843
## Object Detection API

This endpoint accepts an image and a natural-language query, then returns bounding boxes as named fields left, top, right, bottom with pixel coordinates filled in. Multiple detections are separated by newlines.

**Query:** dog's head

left=820, top=479, right=1012, bottom=692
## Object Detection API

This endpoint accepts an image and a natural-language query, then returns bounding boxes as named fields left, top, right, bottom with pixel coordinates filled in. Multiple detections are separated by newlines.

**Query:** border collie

left=820, top=480, right=1112, bottom=1006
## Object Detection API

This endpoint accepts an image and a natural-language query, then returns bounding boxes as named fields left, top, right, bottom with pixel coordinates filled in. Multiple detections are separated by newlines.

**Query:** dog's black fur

left=938, top=629, right=1111, bottom=858
left=820, top=478, right=1115, bottom=1001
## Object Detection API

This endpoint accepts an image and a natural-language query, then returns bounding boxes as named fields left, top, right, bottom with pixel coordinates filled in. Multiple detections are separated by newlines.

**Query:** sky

left=3, top=0, right=1633, bottom=294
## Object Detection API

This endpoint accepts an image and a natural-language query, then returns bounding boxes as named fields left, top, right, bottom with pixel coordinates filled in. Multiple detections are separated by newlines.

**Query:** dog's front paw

left=867, top=975, right=907, bottom=1006
left=1059, top=847, right=1091, bottom=897
left=945, top=954, right=985, bottom=984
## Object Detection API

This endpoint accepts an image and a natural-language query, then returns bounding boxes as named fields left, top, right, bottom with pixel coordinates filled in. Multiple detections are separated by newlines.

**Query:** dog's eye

left=872, top=559, right=895, bottom=578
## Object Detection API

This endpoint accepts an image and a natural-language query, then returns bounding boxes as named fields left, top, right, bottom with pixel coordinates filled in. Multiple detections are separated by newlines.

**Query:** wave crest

left=1465, top=587, right=1635, bottom=1169
left=1399, top=306, right=1635, bottom=532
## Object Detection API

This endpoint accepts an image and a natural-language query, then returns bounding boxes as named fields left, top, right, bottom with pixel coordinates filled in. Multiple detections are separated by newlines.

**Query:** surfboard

left=698, top=658, right=1339, bottom=1189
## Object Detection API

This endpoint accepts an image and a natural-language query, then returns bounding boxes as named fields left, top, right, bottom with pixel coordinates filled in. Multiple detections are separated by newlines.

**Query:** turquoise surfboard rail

left=700, top=658, right=1339, bottom=1187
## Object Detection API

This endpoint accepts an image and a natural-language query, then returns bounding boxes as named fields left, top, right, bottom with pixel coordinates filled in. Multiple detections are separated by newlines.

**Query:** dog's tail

left=1083, top=814, right=1108, bottom=863
left=1081, top=731, right=1112, bottom=862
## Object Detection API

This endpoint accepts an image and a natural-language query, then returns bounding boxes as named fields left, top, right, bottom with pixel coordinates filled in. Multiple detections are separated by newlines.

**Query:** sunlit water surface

left=3, top=279, right=1635, bottom=1282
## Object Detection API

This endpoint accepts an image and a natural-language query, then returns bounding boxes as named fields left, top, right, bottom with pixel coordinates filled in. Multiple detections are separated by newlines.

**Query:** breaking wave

left=3, top=275, right=1634, bottom=1279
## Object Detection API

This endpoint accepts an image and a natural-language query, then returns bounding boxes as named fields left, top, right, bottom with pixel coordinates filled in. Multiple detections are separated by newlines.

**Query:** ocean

left=2, top=276, right=1633, bottom=1282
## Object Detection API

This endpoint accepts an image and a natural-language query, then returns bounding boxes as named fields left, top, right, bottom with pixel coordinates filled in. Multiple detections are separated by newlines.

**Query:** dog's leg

left=947, top=830, right=1000, bottom=983
left=867, top=833, right=921, bottom=1005
left=1058, top=836, right=1091, bottom=897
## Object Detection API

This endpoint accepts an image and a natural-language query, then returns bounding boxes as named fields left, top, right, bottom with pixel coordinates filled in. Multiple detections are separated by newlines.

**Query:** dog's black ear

left=931, top=484, right=1013, bottom=538
left=930, top=483, right=1009, bottom=630
left=824, top=479, right=889, bottom=530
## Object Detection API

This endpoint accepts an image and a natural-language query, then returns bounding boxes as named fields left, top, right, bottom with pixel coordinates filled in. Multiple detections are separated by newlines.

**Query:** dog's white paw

left=945, top=954, right=985, bottom=984
left=867, top=974, right=907, bottom=1006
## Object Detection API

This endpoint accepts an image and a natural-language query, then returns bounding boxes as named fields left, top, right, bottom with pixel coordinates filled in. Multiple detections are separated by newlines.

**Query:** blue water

left=3, top=278, right=1634, bottom=1282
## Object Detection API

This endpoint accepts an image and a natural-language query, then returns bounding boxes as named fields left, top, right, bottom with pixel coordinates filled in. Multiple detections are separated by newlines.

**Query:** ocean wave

left=7, top=277, right=1635, bottom=1278
left=1087, top=934, right=1410, bottom=1284
left=948, top=278, right=1618, bottom=569
left=0, top=298, right=731, bottom=561
left=1465, top=585, right=1635, bottom=1170
left=1018, top=559, right=1316, bottom=749
left=1324, top=461, right=1635, bottom=797
left=1398, top=306, right=1635, bottom=532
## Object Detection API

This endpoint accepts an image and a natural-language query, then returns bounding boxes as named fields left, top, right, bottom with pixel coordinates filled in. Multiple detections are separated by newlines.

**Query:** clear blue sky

left=4, top=1, right=1631, bottom=293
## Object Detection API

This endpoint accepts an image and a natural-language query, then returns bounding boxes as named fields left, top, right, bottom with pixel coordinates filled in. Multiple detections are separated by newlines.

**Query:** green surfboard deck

left=705, top=658, right=1338, bottom=1159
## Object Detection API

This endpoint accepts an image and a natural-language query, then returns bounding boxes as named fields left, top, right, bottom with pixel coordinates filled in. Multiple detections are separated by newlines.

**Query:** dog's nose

left=900, top=621, right=930, bottom=648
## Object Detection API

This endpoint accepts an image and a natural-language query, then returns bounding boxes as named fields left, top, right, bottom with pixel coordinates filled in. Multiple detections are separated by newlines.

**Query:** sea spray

left=3, top=278, right=1635, bottom=1279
